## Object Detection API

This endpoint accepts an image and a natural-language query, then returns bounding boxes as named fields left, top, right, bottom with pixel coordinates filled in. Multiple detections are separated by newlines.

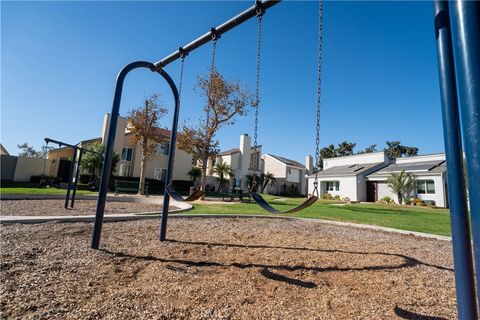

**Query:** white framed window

left=417, top=180, right=435, bottom=194
left=119, top=164, right=131, bottom=177
left=154, top=168, right=167, bottom=181
left=121, top=147, right=133, bottom=161
left=157, top=143, right=169, bottom=156
left=326, top=181, right=340, bottom=191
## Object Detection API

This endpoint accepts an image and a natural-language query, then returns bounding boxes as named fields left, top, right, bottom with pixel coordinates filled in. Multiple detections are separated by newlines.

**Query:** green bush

left=379, top=196, right=394, bottom=205
left=334, top=195, right=341, bottom=201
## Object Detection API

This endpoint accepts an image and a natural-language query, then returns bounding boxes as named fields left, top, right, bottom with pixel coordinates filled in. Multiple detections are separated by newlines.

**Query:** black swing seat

left=166, top=186, right=204, bottom=202
left=251, top=193, right=318, bottom=214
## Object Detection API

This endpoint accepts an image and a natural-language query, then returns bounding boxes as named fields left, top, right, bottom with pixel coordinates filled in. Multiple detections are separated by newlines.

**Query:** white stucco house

left=208, top=134, right=310, bottom=195
left=260, top=154, right=308, bottom=195
left=307, top=152, right=449, bottom=207
left=206, top=134, right=261, bottom=191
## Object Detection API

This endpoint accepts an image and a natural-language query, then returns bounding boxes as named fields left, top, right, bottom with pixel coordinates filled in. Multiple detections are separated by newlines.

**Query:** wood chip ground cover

left=1, top=218, right=455, bottom=319
left=0, top=200, right=174, bottom=216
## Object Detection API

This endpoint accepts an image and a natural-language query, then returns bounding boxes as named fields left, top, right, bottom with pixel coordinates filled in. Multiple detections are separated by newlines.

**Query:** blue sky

left=2, top=1, right=443, bottom=163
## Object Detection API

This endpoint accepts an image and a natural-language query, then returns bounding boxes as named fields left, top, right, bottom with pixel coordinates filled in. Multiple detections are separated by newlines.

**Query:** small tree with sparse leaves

left=127, top=94, right=168, bottom=194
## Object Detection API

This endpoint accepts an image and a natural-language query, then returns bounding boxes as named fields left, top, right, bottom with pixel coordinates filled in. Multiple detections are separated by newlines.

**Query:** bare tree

left=127, top=94, right=168, bottom=194
left=177, top=70, right=252, bottom=196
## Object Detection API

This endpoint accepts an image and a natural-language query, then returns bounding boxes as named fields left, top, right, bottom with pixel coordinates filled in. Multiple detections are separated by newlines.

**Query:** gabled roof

left=218, top=148, right=241, bottom=156
left=367, top=160, right=446, bottom=177
left=314, top=162, right=384, bottom=178
left=218, top=145, right=262, bottom=156
left=266, top=154, right=304, bottom=169
left=0, top=143, right=9, bottom=155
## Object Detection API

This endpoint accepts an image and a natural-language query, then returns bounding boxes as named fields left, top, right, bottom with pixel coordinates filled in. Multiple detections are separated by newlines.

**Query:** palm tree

left=387, top=170, right=416, bottom=204
left=188, top=167, right=202, bottom=186
left=211, top=162, right=234, bottom=192
left=261, top=172, right=277, bottom=193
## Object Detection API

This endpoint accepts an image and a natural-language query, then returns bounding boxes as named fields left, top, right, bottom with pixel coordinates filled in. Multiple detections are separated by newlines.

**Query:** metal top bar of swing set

left=154, top=0, right=280, bottom=69
left=44, top=138, right=102, bottom=155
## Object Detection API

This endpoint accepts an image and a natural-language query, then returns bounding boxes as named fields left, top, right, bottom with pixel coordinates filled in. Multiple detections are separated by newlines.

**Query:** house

left=260, top=154, right=308, bottom=195
left=366, top=154, right=447, bottom=207
left=206, top=134, right=261, bottom=191
left=207, top=134, right=309, bottom=195
left=307, top=152, right=449, bottom=207
left=46, top=113, right=194, bottom=183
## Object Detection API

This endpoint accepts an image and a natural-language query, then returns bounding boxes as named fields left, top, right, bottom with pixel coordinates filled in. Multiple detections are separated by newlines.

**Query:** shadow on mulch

left=394, top=306, right=448, bottom=320
left=99, top=239, right=452, bottom=290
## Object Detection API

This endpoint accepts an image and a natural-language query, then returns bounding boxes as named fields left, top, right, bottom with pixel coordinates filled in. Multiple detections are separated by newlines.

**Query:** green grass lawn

left=188, top=195, right=452, bottom=237
left=0, top=187, right=96, bottom=195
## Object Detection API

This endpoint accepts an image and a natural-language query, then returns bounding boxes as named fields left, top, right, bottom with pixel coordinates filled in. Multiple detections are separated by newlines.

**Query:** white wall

left=395, top=153, right=445, bottom=164
left=373, top=174, right=446, bottom=207
left=286, top=167, right=300, bottom=183
left=323, top=152, right=388, bottom=170
left=308, top=176, right=358, bottom=201
left=262, top=155, right=286, bottom=179
left=13, top=157, right=53, bottom=182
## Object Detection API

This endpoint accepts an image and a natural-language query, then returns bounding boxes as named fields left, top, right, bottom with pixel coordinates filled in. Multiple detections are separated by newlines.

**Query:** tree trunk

left=139, top=139, right=148, bottom=195
left=199, top=157, right=208, bottom=199
left=261, top=182, right=268, bottom=193
left=397, top=192, right=403, bottom=205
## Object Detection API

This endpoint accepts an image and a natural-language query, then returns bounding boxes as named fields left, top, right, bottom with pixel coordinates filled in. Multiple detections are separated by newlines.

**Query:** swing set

left=44, top=138, right=102, bottom=209
left=90, top=1, right=480, bottom=318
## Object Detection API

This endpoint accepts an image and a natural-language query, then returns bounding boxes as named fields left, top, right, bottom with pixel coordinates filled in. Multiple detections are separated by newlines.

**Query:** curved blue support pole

left=157, top=69, right=180, bottom=242
left=433, top=1, right=478, bottom=318
left=91, top=61, right=161, bottom=249
left=449, top=0, right=480, bottom=309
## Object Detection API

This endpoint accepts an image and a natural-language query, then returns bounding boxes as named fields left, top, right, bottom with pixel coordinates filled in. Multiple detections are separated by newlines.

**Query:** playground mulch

left=1, top=218, right=455, bottom=319
left=0, top=199, right=173, bottom=216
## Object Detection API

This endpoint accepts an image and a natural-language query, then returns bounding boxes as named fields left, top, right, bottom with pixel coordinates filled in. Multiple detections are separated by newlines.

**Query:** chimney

left=305, top=155, right=313, bottom=175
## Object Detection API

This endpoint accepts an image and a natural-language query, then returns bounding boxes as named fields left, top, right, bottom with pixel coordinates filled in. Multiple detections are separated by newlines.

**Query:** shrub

left=404, top=198, right=412, bottom=205
left=321, top=193, right=333, bottom=200
left=412, top=198, right=426, bottom=206
left=334, top=195, right=341, bottom=201
left=342, top=197, right=351, bottom=202
left=379, top=196, right=394, bottom=204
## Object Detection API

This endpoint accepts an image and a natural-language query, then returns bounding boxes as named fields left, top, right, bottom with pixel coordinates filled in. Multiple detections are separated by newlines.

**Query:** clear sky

left=1, top=1, right=444, bottom=164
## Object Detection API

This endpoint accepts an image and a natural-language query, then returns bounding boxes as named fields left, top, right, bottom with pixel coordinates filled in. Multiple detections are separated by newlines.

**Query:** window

left=157, top=143, right=169, bottom=156
left=417, top=180, right=435, bottom=194
left=121, top=147, right=133, bottom=161
left=249, top=151, right=259, bottom=171
left=287, top=168, right=292, bottom=175
left=154, top=168, right=167, bottom=181
left=119, top=164, right=130, bottom=177
left=326, top=181, right=340, bottom=191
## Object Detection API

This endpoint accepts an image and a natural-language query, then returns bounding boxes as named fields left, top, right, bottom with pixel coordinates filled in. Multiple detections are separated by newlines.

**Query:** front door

left=57, top=159, right=71, bottom=182
left=366, top=181, right=377, bottom=202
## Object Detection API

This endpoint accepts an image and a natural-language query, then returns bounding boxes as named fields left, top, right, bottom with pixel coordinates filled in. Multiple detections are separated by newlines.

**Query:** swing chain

left=178, top=47, right=187, bottom=98
left=253, top=7, right=262, bottom=148
left=207, top=29, right=219, bottom=128
left=313, top=0, right=324, bottom=197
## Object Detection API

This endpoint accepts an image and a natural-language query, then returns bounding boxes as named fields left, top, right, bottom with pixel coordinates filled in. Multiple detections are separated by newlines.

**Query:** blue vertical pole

left=159, top=69, right=180, bottom=242
left=433, top=1, right=478, bottom=318
left=91, top=61, right=159, bottom=249
left=449, top=0, right=480, bottom=307
left=65, top=147, right=78, bottom=209
left=70, top=148, right=83, bottom=208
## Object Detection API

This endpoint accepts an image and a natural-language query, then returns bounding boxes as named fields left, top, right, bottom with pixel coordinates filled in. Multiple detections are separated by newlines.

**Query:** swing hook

left=255, top=0, right=264, bottom=17
left=210, top=27, right=220, bottom=41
